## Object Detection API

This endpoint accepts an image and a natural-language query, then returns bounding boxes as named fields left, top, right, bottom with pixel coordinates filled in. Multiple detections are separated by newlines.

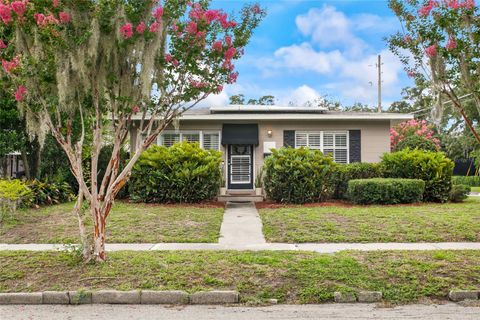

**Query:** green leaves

left=129, top=142, right=222, bottom=203
left=263, top=147, right=338, bottom=204
left=347, top=178, right=425, bottom=205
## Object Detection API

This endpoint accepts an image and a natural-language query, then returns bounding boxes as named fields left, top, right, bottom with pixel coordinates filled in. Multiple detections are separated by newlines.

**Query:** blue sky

left=205, top=0, right=413, bottom=108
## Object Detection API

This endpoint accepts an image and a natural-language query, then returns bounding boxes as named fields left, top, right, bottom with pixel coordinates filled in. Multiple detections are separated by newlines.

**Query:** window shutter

left=349, top=130, right=361, bottom=163
left=284, top=130, right=295, bottom=147
left=203, top=133, right=220, bottom=150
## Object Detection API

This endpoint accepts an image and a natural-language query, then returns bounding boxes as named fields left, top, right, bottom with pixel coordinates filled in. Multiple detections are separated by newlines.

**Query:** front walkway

left=1, top=202, right=480, bottom=252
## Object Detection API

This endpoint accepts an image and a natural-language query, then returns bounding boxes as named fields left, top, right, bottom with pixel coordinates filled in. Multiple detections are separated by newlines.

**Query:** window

left=295, top=131, right=349, bottom=164
left=158, top=131, right=220, bottom=150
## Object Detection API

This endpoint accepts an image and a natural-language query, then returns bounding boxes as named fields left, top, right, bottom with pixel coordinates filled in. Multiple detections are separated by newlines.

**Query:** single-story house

left=130, top=105, right=413, bottom=200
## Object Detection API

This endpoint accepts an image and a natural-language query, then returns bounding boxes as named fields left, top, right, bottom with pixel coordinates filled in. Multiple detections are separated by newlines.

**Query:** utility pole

left=377, top=54, right=382, bottom=113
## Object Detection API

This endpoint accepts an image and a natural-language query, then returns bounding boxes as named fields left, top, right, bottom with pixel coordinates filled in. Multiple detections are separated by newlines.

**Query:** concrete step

left=217, top=195, right=264, bottom=202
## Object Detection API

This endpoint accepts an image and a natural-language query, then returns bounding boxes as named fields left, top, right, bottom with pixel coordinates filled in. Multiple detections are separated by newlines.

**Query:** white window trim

left=158, top=130, right=221, bottom=150
left=295, top=131, right=350, bottom=164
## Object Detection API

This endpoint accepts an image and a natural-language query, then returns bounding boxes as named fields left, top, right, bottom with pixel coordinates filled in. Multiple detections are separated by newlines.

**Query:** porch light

left=267, top=130, right=273, bottom=138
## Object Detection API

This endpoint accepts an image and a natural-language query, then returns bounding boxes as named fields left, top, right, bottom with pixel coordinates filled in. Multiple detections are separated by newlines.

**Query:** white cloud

left=277, top=85, right=323, bottom=106
left=274, top=43, right=343, bottom=74
left=196, top=90, right=229, bottom=108
left=261, top=5, right=404, bottom=106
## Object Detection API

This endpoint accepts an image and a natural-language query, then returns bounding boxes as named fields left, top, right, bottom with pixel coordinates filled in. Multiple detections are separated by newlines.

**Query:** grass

left=0, top=201, right=224, bottom=244
left=471, top=187, right=480, bottom=193
left=259, top=197, right=480, bottom=243
left=0, top=250, right=479, bottom=304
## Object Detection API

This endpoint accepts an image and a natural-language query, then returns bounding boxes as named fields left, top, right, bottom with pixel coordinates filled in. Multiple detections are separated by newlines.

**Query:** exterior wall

left=131, top=119, right=392, bottom=189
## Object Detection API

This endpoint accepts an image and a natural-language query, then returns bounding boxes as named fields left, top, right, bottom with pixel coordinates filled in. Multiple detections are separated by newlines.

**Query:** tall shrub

left=130, top=142, right=222, bottom=203
left=335, top=162, right=384, bottom=199
left=381, top=149, right=454, bottom=202
left=263, top=148, right=338, bottom=204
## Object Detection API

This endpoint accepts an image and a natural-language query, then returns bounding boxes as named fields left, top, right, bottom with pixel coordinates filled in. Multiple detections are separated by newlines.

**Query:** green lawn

left=0, top=202, right=224, bottom=244
left=259, top=197, right=480, bottom=243
left=1, top=250, right=479, bottom=304
left=471, top=187, right=480, bottom=193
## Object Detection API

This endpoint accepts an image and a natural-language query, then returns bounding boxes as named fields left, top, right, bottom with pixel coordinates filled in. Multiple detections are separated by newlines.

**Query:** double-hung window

left=158, top=131, right=220, bottom=150
left=295, top=131, right=349, bottom=164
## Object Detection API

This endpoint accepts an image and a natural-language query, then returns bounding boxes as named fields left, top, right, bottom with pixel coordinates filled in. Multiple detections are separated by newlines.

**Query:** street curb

left=0, top=290, right=238, bottom=305
left=141, top=290, right=189, bottom=304
left=190, top=290, right=239, bottom=305
left=448, top=290, right=479, bottom=302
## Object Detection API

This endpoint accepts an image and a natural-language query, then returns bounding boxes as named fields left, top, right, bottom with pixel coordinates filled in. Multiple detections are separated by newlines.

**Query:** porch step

left=217, top=194, right=264, bottom=203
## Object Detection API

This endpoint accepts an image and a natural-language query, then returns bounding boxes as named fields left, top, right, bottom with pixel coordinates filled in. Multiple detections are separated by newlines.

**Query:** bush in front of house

left=381, top=149, right=454, bottom=203
left=129, top=142, right=222, bottom=203
left=347, top=178, right=425, bottom=205
left=0, top=179, right=32, bottom=223
left=449, top=184, right=471, bottom=203
left=334, top=162, right=384, bottom=199
left=263, top=147, right=338, bottom=204
left=394, top=135, right=439, bottom=152
left=452, top=176, right=480, bottom=187
left=25, top=180, right=75, bottom=207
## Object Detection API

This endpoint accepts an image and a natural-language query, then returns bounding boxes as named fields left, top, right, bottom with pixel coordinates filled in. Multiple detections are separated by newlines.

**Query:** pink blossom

left=0, top=4, right=12, bottom=24
left=153, top=6, right=163, bottom=21
left=172, top=59, right=179, bottom=67
left=132, top=105, right=140, bottom=113
left=45, top=14, right=59, bottom=25
left=407, top=71, right=416, bottom=78
left=11, top=1, right=27, bottom=17
left=216, top=85, right=223, bottom=93
left=149, top=21, right=161, bottom=33
left=461, top=0, right=475, bottom=9
left=185, top=21, right=197, bottom=35
left=445, top=37, right=457, bottom=50
left=425, top=44, right=437, bottom=58
left=136, top=22, right=146, bottom=34
left=165, top=53, right=172, bottom=63
left=447, top=0, right=461, bottom=9
left=212, top=40, right=223, bottom=51
left=403, top=35, right=413, bottom=43
left=14, top=85, right=27, bottom=101
left=252, top=4, right=262, bottom=14
left=120, top=23, right=133, bottom=39
left=205, top=9, right=219, bottom=23
left=2, top=56, right=20, bottom=73
left=228, top=72, right=238, bottom=84
left=0, top=39, right=7, bottom=49
left=52, top=0, right=59, bottom=7
left=59, top=12, right=71, bottom=24
left=224, top=47, right=236, bottom=60
left=34, top=13, right=46, bottom=27
left=224, top=35, right=232, bottom=47
left=418, top=0, right=438, bottom=17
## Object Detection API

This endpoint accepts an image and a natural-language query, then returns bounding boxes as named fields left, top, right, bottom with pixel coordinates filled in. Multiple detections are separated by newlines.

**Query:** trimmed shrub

left=25, top=180, right=75, bottom=206
left=381, top=149, right=454, bottom=203
left=0, top=179, right=32, bottom=222
left=449, top=185, right=471, bottom=203
left=335, top=162, right=384, bottom=199
left=452, top=176, right=480, bottom=187
left=347, top=178, right=425, bottom=205
left=395, top=135, right=439, bottom=152
left=263, top=147, right=338, bottom=204
left=129, top=142, right=222, bottom=203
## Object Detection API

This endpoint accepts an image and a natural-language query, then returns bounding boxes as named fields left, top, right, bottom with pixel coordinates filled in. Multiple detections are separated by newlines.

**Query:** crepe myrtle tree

left=387, top=0, right=480, bottom=145
left=0, top=0, right=265, bottom=262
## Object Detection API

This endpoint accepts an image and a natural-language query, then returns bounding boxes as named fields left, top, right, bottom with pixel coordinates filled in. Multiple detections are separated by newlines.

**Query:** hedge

left=263, top=147, right=338, bottom=204
left=129, top=142, right=222, bottom=203
left=347, top=178, right=425, bottom=205
left=394, top=135, right=439, bottom=152
left=334, top=162, right=384, bottom=199
left=449, top=185, right=471, bottom=203
left=381, top=149, right=454, bottom=203
left=452, top=176, right=480, bottom=187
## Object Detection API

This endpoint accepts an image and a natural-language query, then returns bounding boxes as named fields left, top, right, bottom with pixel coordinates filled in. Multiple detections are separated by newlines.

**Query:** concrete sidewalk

left=219, top=202, right=266, bottom=245
left=2, top=242, right=480, bottom=252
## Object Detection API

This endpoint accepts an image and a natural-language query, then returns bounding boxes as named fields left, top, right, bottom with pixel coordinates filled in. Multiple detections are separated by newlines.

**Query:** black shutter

left=349, top=130, right=361, bottom=163
left=284, top=130, right=295, bottom=148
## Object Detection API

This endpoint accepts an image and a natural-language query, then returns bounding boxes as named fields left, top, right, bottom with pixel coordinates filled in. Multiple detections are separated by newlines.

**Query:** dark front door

left=228, top=145, right=254, bottom=190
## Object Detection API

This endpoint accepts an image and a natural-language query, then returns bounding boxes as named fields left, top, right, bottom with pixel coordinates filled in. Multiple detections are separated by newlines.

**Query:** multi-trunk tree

left=388, top=0, right=480, bottom=145
left=0, top=0, right=264, bottom=261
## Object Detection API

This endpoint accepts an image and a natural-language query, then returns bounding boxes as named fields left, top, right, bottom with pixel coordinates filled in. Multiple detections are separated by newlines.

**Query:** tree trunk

left=20, top=150, right=31, bottom=180
left=92, top=204, right=107, bottom=262
left=73, top=191, right=90, bottom=260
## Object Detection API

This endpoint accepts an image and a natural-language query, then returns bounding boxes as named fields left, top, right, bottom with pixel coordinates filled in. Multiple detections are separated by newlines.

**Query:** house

left=1, top=152, right=25, bottom=179
left=130, top=105, right=413, bottom=200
